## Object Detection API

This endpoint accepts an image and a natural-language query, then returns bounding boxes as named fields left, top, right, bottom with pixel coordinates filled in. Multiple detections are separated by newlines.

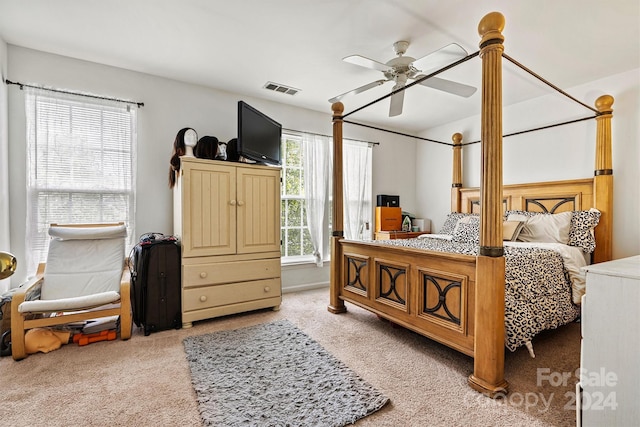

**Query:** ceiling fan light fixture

left=263, top=81, right=300, bottom=96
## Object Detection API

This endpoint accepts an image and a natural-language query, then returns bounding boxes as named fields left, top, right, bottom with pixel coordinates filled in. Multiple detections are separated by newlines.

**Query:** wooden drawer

left=183, top=278, right=281, bottom=312
left=183, top=258, right=280, bottom=288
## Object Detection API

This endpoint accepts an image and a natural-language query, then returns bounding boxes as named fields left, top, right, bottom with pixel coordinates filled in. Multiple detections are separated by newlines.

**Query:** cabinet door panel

left=183, top=163, right=236, bottom=256
left=237, top=167, right=281, bottom=254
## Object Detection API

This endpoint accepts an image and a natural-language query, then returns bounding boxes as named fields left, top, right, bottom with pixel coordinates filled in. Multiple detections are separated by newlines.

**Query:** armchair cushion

left=42, top=224, right=126, bottom=300
left=18, top=291, right=121, bottom=313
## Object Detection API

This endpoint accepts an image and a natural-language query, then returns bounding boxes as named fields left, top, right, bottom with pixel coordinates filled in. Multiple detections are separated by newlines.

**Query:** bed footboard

left=335, top=240, right=477, bottom=356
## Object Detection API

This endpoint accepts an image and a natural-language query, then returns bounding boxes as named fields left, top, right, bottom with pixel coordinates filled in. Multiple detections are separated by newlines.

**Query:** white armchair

left=10, top=223, right=132, bottom=360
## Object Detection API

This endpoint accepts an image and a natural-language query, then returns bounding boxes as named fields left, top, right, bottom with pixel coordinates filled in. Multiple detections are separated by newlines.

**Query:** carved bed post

left=468, top=11, right=509, bottom=397
left=451, top=133, right=463, bottom=212
left=328, top=102, right=347, bottom=314
left=593, top=95, right=614, bottom=264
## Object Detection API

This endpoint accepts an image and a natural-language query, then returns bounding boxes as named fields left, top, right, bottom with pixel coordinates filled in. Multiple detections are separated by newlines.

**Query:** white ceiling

left=0, top=0, right=638, bottom=133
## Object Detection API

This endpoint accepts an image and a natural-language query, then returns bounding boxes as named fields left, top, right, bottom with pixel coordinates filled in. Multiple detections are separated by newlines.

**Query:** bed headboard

left=458, top=178, right=595, bottom=214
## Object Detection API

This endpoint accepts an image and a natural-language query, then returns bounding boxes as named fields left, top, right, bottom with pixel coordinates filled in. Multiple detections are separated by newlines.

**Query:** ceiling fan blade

left=411, top=43, right=468, bottom=73
left=343, top=55, right=392, bottom=73
left=328, top=79, right=389, bottom=103
left=415, top=75, right=477, bottom=98
left=389, top=78, right=407, bottom=117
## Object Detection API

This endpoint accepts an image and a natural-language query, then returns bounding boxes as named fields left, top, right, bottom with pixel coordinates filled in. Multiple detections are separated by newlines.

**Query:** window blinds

left=25, top=87, right=137, bottom=274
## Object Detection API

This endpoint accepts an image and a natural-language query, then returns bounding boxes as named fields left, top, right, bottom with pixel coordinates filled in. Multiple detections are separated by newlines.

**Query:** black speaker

left=376, top=194, right=399, bottom=207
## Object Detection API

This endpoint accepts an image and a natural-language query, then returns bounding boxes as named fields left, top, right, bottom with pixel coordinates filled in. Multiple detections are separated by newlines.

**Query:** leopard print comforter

left=375, top=237, right=580, bottom=351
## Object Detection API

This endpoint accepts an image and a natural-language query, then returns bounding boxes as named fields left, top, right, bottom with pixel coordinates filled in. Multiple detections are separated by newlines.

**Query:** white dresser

left=579, top=255, right=640, bottom=427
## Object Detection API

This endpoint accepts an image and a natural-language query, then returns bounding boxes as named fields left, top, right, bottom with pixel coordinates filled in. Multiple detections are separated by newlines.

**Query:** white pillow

left=507, top=211, right=572, bottom=244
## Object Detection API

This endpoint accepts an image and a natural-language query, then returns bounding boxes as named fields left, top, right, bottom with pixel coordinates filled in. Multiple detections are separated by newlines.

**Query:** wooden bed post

left=593, top=95, right=614, bottom=264
left=468, top=11, right=509, bottom=397
left=451, top=133, right=463, bottom=212
left=328, top=102, right=347, bottom=314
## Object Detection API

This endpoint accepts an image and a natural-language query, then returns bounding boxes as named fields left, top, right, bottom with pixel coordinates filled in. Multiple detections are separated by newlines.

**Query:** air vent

left=263, top=81, right=300, bottom=96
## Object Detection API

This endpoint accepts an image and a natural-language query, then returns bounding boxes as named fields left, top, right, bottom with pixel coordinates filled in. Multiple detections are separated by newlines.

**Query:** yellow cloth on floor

left=25, top=328, right=71, bottom=354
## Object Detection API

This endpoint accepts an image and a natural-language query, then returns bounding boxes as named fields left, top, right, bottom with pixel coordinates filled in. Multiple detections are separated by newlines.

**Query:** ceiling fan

left=328, top=41, right=477, bottom=117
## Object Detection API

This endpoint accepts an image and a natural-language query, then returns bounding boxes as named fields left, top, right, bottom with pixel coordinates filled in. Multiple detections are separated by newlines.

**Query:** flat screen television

left=237, top=101, right=282, bottom=166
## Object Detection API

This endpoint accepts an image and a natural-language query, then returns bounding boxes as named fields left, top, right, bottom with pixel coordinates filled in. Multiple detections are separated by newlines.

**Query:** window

left=279, top=131, right=372, bottom=265
left=280, top=133, right=315, bottom=261
left=25, top=88, right=137, bottom=275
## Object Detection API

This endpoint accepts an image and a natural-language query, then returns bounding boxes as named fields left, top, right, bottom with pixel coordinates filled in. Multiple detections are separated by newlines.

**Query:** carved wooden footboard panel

left=340, top=240, right=477, bottom=356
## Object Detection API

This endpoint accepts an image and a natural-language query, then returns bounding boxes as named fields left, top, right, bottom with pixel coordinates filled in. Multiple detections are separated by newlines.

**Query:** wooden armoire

left=173, top=157, right=282, bottom=328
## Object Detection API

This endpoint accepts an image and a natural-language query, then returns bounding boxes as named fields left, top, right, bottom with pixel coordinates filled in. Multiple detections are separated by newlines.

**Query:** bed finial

left=478, top=12, right=505, bottom=47
left=331, top=101, right=344, bottom=116
left=595, top=95, right=614, bottom=114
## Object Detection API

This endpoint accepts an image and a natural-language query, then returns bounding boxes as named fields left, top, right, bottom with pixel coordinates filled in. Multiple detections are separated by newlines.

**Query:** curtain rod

left=283, top=127, right=379, bottom=146
left=5, top=79, right=144, bottom=108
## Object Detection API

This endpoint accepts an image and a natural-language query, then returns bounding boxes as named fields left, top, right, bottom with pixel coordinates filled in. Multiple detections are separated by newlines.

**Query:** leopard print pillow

left=440, top=212, right=479, bottom=235
left=568, top=209, right=601, bottom=253
left=452, top=221, right=480, bottom=245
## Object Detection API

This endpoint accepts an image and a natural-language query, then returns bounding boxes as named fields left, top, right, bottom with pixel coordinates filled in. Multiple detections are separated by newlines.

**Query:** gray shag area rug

left=183, top=319, right=389, bottom=426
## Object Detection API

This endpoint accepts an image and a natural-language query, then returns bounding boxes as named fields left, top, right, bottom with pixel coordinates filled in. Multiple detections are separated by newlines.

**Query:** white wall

left=6, top=46, right=417, bottom=289
left=0, top=37, right=9, bottom=294
left=416, top=68, right=640, bottom=259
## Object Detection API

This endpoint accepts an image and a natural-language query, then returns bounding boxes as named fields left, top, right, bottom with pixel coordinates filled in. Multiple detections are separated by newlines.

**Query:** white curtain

left=302, top=133, right=332, bottom=266
left=25, top=87, right=137, bottom=277
left=343, top=140, right=373, bottom=240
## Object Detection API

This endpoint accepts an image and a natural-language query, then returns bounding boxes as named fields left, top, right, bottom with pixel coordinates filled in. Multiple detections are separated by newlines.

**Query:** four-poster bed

left=327, top=11, right=614, bottom=397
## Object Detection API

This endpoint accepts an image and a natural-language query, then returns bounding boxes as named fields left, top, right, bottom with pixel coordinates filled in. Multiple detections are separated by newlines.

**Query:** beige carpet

left=1, top=287, right=580, bottom=426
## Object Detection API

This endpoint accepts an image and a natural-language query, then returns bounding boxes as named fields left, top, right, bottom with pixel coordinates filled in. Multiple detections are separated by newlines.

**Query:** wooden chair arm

left=120, top=267, right=131, bottom=287
left=118, top=267, right=133, bottom=340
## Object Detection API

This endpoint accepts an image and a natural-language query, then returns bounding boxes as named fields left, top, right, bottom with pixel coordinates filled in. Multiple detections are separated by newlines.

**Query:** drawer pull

left=200, top=272, right=207, bottom=279
left=264, top=286, right=271, bottom=293
left=199, top=295, right=207, bottom=302
left=237, top=200, right=245, bottom=206
left=229, top=200, right=236, bottom=206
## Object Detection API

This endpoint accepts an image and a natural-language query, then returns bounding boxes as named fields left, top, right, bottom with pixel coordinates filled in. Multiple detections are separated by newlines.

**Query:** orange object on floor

left=73, top=329, right=117, bottom=346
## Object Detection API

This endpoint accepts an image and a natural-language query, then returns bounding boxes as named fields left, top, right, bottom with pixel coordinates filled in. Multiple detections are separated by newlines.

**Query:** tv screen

left=237, top=101, right=282, bottom=166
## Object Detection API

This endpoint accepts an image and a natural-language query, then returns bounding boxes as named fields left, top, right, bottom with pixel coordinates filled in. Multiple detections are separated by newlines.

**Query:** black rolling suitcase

left=129, top=233, right=182, bottom=336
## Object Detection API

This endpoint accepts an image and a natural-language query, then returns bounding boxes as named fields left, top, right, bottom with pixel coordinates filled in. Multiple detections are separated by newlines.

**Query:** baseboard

left=282, top=282, right=329, bottom=294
